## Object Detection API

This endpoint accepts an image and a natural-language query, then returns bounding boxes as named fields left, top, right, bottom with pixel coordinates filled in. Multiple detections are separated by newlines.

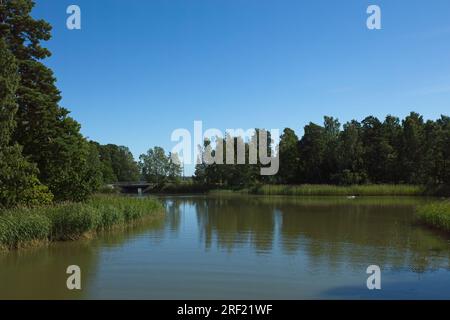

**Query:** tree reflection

left=185, top=195, right=450, bottom=272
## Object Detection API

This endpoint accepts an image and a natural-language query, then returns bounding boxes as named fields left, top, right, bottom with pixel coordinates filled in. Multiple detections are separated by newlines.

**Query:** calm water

left=1, top=195, right=450, bottom=299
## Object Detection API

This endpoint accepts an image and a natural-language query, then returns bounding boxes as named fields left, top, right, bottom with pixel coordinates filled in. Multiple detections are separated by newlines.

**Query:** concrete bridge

left=113, top=182, right=157, bottom=195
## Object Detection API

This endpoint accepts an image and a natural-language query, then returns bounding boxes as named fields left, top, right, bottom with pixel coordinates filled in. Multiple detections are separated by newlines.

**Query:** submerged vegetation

left=0, top=195, right=163, bottom=251
left=417, top=201, right=450, bottom=233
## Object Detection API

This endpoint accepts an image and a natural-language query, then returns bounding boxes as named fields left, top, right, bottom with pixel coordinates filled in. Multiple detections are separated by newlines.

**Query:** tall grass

left=0, top=195, right=163, bottom=251
left=251, top=184, right=424, bottom=196
left=417, top=200, right=450, bottom=233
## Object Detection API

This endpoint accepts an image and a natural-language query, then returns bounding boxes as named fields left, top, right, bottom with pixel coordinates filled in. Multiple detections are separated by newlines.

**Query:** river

left=1, top=195, right=449, bottom=299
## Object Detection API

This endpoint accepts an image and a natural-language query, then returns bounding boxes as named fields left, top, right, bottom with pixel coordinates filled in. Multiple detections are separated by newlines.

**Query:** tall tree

left=139, top=147, right=181, bottom=185
left=94, top=144, right=140, bottom=183
left=322, top=116, right=341, bottom=182
left=400, top=112, right=425, bottom=184
left=298, top=122, right=326, bottom=183
left=0, top=0, right=99, bottom=201
left=335, top=120, right=367, bottom=185
left=168, top=152, right=183, bottom=183
left=0, top=38, right=52, bottom=207
left=361, top=116, right=389, bottom=183
left=278, top=128, right=300, bottom=184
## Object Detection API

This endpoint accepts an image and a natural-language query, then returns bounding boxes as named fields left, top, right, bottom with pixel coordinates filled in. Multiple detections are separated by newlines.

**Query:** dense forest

left=194, top=114, right=450, bottom=189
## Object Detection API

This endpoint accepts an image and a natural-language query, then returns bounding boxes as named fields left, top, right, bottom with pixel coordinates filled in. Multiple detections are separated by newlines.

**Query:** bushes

left=0, top=195, right=163, bottom=251
left=417, top=201, right=450, bottom=233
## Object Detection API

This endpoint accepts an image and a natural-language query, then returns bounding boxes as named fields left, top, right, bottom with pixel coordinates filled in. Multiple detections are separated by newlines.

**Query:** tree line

left=193, top=114, right=450, bottom=189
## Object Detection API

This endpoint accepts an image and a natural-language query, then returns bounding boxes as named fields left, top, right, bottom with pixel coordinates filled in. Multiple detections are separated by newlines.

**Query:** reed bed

left=251, top=184, right=424, bottom=196
left=0, top=195, right=163, bottom=251
left=417, top=200, right=450, bottom=233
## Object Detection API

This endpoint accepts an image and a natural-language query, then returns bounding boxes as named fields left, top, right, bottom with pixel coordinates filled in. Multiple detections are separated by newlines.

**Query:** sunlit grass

left=417, top=200, right=450, bottom=233
left=0, top=195, right=163, bottom=250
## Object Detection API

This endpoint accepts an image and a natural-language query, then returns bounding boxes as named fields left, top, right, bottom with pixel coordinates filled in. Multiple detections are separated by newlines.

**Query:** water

left=1, top=195, right=449, bottom=299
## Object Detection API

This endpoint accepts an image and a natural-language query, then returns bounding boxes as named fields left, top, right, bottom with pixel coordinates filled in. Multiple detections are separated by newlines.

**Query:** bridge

left=112, top=182, right=158, bottom=194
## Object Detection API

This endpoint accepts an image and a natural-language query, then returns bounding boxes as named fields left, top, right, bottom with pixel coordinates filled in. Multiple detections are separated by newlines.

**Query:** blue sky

left=34, top=0, right=450, bottom=174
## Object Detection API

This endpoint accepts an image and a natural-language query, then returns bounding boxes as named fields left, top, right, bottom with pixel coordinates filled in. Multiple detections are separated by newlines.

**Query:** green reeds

left=0, top=195, right=163, bottom=251
left=417, top=200, right=450, bottom=233
left=251, top=184, right=424, bottom=196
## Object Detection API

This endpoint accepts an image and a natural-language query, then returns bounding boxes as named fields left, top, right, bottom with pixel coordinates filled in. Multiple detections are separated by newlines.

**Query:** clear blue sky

left=34, top=0, right=450, bottom=174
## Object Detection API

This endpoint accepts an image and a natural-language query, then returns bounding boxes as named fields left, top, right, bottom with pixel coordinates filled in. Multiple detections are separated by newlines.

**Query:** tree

left=422, top=116, right=450, bottom=186
left=139, top=147, right=181, bottom=185
left=0, top=0, right=98, bottom=201
left=298, top=122, right=326, bottom=183
left=381, top=115, right=402, bottom=182
left=93, top=143, right=140, bottom=183
left=322, top=116, right=341, bottom=182
left=168, top=152, right=182, bottom=183
left=400, top=112, right=425, bottom=184
left=436, top=116, right=450, bottom=185
left=194, top=140, right=210, bottom=185
left=90, top=142, right=117, bottom=184
left=0, top=38, right=52, bottom=207
left=361, top=116, right=395, bottom=183
left=335, top=120, right=367, bottom=185
left=278, top=128, right=300, bottom=184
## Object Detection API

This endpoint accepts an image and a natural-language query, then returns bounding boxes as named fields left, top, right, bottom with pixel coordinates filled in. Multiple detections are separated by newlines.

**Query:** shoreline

left=143, top=184, right=440, bottom=197
left=417, top=201, right=450, bottom=234
left=0, top=195, right=164, bottom=252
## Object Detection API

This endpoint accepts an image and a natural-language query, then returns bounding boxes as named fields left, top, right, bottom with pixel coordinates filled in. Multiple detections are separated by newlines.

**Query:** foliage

left=194, top=114, right=450, bottom=194
left=91, top=142, right=140, bottom=183
left=0, top=210, right=51, bottom=250
left=417, top=200, right=450, bottom=233
left=139, top=147, right=182, bottom=184
left=0, top=37, right=53, bottom=208
left=0, top=0, right=99, bottom=202
left=0, top=195, right=163, bottom=250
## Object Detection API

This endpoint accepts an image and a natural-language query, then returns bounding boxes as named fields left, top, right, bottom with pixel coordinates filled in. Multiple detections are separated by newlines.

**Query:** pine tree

left=0, top=38, right=52, bottom=207
left=0, top=0, right=100, bottom=201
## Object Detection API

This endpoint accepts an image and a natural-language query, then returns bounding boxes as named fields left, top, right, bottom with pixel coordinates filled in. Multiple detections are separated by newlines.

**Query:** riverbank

left=248, top=184, right=425, bottom=196
left=145, top=183, right=428, bottom=196
left=417, top=201, right=450, bottom=233
left=0, top=195, right=163, bottom=251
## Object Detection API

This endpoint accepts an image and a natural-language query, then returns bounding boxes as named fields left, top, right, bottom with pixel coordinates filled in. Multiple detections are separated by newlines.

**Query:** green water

left=1, top=195, right=449, bottom=299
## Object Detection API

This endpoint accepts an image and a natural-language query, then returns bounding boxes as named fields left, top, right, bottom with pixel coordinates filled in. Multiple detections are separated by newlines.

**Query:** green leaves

left=1, top=0, right=102, bottom=203
left=0, top=37, right=53, bottom=208
left=139, top=147, right=182, bottom=185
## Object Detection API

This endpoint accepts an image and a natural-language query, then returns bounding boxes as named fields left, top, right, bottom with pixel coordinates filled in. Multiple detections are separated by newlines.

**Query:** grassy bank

left=0, top=195, right=163, bottom=251
left=417, top=201, right=450, bottom=233
left=250, top=184, right=425, bottom=196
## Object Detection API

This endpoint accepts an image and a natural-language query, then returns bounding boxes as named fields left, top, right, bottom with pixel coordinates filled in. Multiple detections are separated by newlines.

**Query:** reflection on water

left=1, top=195, right=449, bottom=299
